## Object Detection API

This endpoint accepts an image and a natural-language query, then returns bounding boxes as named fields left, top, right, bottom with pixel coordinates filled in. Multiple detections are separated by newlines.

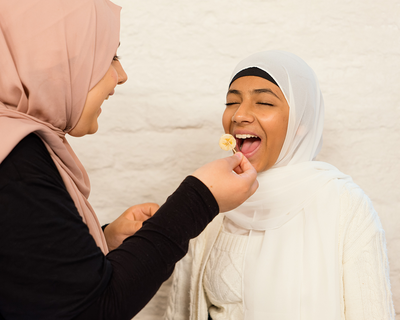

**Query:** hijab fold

left=224, top=51, right=352, bottom=320
left=0, top=0, right=122, bottom=254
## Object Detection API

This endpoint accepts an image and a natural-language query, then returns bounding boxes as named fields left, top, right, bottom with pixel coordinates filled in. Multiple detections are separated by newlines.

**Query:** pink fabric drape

left=0, top=0, right=121, bottom=254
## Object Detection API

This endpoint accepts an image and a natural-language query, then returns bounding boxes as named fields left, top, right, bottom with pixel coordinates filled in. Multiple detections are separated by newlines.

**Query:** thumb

left=236, top=153, right=257, bottom=177
left=224, top=152, right=243, bottom=170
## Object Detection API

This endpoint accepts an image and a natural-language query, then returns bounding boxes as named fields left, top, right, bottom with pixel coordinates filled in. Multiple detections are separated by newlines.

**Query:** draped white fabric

left=224, top=51, right=353, bottom=320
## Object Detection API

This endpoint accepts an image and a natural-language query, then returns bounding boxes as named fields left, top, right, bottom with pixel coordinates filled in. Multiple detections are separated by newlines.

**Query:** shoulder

left=338, top=181, right=384, bottom=258
left=0, top=133, right=63, bottom=188
left=4, top=132, right=50, bottom=161
left=339, top=181, right=380, bottom=227
left=313, top=163, right=381, bottom=232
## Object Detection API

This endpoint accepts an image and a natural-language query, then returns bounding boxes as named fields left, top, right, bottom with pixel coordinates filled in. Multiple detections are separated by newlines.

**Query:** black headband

left=229, top=67, right=279, bottom=88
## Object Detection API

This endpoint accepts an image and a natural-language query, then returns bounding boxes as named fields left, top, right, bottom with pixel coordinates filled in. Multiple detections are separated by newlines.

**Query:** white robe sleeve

left=341, top=184, right=395, bottom=320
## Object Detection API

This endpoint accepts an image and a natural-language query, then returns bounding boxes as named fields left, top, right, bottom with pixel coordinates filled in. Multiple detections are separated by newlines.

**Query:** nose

left=116, top=61, right=128, bottom=85
left=231, top=102, right=254, bottom=124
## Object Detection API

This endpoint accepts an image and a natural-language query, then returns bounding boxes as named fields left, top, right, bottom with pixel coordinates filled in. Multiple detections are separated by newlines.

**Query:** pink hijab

left=0, top=0, right=121, bottom=254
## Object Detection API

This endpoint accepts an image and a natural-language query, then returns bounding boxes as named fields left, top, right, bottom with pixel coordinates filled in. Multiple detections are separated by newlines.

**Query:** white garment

left=203, top=230, right=263, bottom=320
left=164, top=51, right=394, bottom=319
left=224, top=161, right=351, bottom=319
left=224, top=50, right=352, bottom=319
left=164, top=182, right=395, bottom=320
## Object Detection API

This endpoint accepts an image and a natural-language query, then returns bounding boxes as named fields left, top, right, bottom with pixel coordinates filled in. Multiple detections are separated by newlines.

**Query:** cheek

left=261, top=112, right=288, bottom=147
left=222, top=109, right=233, bottom=133
left=278, top=111, right=289, bottom=142
left=104, top=66, right=118, bottom=89
left=111, top=69, right=118, bottom=84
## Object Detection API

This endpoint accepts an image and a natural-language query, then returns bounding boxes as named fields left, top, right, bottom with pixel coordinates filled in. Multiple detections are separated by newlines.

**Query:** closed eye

left=225, top=102, right=240, bottom=106
left=257, top=102, right=274, bottom=106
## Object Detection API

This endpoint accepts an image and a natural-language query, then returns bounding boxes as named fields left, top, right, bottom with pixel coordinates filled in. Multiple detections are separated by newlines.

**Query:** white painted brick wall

left=69, top=0, right=400, bottom=318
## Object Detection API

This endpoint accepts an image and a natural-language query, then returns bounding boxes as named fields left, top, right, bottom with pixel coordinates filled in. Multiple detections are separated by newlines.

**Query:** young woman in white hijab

left=164, top=50, right=395, bottom=320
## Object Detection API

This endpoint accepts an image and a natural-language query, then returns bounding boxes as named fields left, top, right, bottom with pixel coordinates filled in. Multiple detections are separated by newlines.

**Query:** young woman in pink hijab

left=0, top=0, right=258, bottom=319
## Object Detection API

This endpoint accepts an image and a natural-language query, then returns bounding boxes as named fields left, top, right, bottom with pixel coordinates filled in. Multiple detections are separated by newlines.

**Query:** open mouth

left=235, top=134, right=261, bottom=156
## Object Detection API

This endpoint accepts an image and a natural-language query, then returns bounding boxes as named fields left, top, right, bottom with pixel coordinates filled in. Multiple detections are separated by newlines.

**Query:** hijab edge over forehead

left=229, top=67, right=280, bottom=88
left=228, top=50, right=324, bottom=168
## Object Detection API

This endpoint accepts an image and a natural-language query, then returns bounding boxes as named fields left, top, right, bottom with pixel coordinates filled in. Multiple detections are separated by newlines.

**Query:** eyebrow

left=227, top=88, right=281, bottom=100
left=227, top=89, right=240, bottom=96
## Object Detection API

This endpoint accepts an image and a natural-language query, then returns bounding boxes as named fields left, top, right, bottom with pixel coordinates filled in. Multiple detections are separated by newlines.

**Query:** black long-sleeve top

left=0, top=133, right=219, bottom=320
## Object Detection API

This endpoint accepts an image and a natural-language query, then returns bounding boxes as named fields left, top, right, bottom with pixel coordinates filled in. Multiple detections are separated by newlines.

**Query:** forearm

left=75, top=176, right=219, bottom=320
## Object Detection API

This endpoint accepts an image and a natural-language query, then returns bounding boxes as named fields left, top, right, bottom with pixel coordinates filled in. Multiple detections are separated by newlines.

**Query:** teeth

left=236, top=134, right=258, bottom=139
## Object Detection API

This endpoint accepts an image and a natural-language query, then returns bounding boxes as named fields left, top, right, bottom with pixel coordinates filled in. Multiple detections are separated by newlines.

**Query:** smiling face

left=69, top=57, right=128, bottom=137
left=223, top=76, right=289, bottom=172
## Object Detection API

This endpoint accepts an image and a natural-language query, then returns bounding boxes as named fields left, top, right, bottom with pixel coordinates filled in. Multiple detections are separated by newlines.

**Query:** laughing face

left=223, top=75, right=289, bottom=173
left=69, top=56, right=127, bottom=137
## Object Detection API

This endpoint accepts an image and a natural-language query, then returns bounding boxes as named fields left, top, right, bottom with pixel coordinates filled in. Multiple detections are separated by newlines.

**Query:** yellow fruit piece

left=219, top=134, right=236, bottom=151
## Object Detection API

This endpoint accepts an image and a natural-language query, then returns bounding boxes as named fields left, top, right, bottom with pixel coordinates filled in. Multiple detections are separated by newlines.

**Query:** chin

left=249, top=160, right=262, bottom=173
left=89, top=128, right=98, bottom=135
left=252, top=161, right=271, bottom=173
left=85, top=123, right=98, bottom=135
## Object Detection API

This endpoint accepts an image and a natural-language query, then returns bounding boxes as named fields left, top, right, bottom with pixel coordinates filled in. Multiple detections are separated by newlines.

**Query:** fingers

left=232, top=153, right=257, bottom=180
left=127, top=221, right=143, bottom=234
left=126, top=202, right=159, bottom=221
left=249, top=178, right=259, bottom=196
left=191, top=154, right=258, bottom=213
left=224, top=152, right=243, bottom=171
left=238, top=156, right=259, bottom=197
left=231, top=154, right=258, bottom=199
left=232, top=152, right=244, bottom=174
left=139, top=203, right=159, bottom=218
left=233, top=167, right=243, bottom=174
left=120, top=220, right=144, bottom=235
left=149, top=203, right=160, bottom=215
left=105, top=203, right=159, bottom=251
left=237, top=154, right=257, bottom=178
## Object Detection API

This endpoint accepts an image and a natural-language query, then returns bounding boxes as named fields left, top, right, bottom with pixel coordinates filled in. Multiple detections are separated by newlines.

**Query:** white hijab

left=224, top=51, right=352, bottom=320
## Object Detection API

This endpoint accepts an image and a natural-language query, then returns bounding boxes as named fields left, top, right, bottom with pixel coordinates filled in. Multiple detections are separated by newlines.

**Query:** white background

left=69, top=0, right=400, bottom=318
